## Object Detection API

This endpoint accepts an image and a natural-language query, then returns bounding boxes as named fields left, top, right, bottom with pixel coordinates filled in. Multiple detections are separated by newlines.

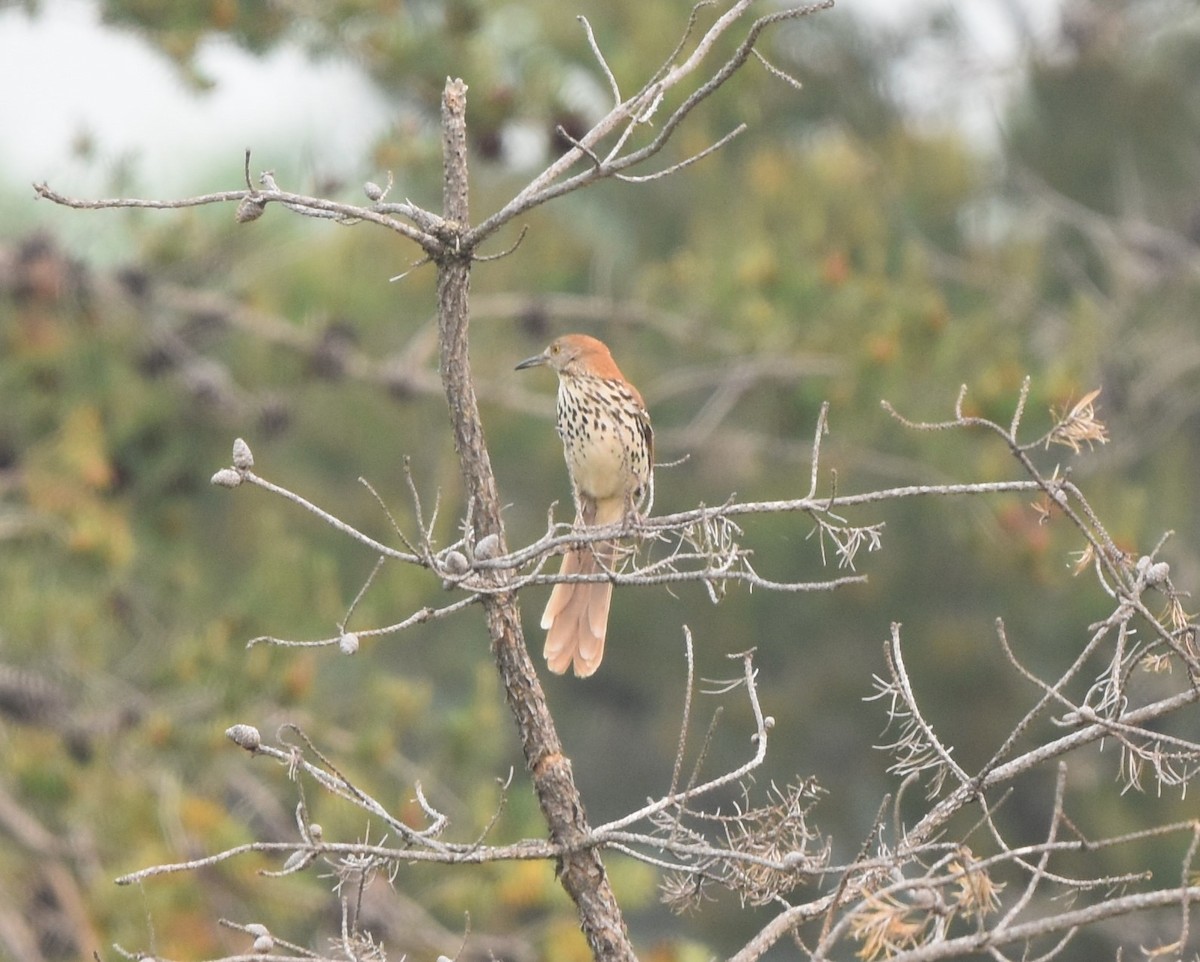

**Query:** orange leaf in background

left=282, top=653, right=316, bottom=702
left=68, top=499, right=135, bottom=566
left=211, top=0, right=238, bottom=30
left=821, top=250, right=850, bottom=286
left=541, top=915, right=594, bottom=962
left=161, top=909, right=221, bottom=959
left=60, top=404, right=114, bottom=490
left=496, top=859, right=552, bottom=911
left=180, top=794, right=227, bottom=837
left=21, top=404, right=133, bottom=565
left=865, top=332, right=898, bottom=364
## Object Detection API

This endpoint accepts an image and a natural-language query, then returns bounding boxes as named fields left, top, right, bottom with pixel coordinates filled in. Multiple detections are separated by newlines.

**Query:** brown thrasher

left=516, top=334, right=653, bottom=677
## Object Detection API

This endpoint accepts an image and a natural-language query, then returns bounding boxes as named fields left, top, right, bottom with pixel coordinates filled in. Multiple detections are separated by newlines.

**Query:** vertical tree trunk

left=434, top=77, right=637, bottom=962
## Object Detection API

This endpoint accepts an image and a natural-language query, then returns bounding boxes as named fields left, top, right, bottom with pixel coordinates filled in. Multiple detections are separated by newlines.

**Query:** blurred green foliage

left=3, top=0, right=1200, bottom=959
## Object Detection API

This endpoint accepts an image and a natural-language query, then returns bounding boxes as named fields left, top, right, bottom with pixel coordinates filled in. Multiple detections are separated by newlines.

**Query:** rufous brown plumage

left=516, top=334, right=653, bottom=677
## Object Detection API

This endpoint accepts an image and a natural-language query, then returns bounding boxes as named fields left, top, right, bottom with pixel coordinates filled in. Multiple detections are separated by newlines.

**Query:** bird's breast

left=556, top=377, right=650, bottom=503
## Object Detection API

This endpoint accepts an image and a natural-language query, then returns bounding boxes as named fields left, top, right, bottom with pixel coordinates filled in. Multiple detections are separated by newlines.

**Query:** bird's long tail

left=541, top=499, right=622, bottom=677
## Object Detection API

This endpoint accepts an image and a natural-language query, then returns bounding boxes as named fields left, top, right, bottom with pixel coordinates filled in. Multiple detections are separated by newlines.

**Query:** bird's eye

left=550, top=344, right=560, bottom=354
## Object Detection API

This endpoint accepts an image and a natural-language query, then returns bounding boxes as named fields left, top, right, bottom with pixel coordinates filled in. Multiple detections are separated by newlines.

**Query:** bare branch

left=752, top=48, right=805, bottom=90
left=233, top=469, right=417, bottom=562
left=578, top=15, right=621, bottom=105
left=246, top=594, right=482, bottom=649
left=33, top=179, right=440, bottom=251
left=615, top=123, right=748, bottom=183
left=468, top=1, right=834, bottom=244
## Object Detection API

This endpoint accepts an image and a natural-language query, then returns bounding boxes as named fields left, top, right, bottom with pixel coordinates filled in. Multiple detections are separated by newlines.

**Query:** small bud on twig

left=235, top=196, right=266, bottom=223
left=1146, top=561, right=1170, bottom=586
left=211, top=468, right=242, bottom=489
left=441, top=549, right=471, bottom=589
left=474, top=533, right=501, bottom=561
left=226, top=724, right=261, bottom=751
left=338, top=632, right=360, bottom=655
left=1135, top=556, right=1170, bottom=586
left=232, top=437, right=255, bottom=469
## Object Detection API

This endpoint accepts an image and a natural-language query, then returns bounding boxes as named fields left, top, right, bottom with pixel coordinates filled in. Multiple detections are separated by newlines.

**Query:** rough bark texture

left=434, top=78, right=636, bottom=962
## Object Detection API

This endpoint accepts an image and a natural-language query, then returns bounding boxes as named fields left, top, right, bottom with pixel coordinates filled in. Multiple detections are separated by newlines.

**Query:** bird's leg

left=573, top=487, right=597, bottom=530
left=563, top=489, right=599, bottom=557
left=619, top=502, right=640, bottom=534
left=619, top=485, right=650, bottom=533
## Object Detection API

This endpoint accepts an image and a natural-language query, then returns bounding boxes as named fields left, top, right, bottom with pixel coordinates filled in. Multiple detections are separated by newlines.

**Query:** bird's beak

left=515, top=351, right=548, bottom=371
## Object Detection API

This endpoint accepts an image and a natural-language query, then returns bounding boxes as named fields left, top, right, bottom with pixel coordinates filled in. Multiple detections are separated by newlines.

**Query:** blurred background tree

left=2, top=0, right=1199, bottom=958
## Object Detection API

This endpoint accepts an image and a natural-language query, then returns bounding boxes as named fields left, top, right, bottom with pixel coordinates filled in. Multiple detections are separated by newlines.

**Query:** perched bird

left=516, top=334, right=653, bottom=677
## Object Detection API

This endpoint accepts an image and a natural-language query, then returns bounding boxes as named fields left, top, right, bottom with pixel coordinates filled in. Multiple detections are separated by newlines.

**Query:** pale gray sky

left=2, top=0, right=1060, bottom=196
left=2, top=0, right=389, bottom=192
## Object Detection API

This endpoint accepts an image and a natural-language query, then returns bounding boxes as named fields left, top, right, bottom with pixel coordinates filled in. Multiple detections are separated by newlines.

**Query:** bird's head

left=515, top=333, right=621, bottom=379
